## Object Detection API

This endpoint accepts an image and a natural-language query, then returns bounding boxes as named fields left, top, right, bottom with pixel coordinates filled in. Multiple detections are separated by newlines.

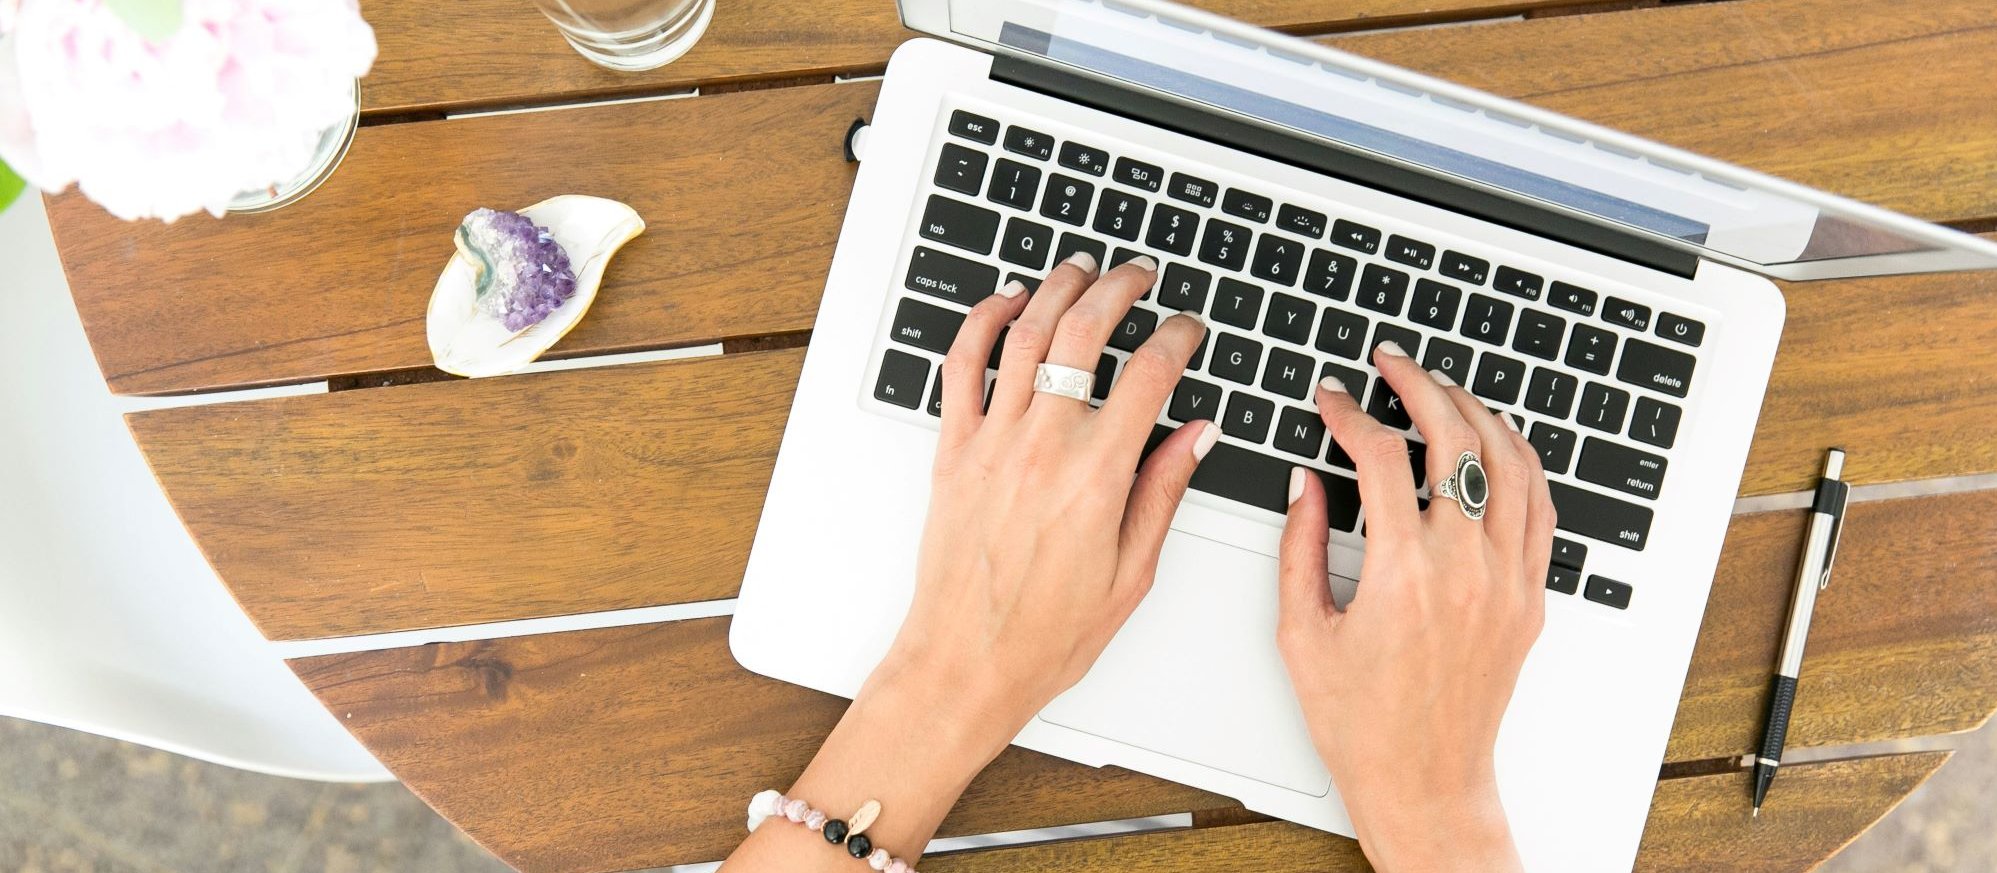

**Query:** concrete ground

left=2, top=714, right=1990, bottom=872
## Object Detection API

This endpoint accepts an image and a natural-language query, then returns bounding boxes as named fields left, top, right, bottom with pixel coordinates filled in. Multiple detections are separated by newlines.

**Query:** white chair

left=0, top=194, right=389, bottom=782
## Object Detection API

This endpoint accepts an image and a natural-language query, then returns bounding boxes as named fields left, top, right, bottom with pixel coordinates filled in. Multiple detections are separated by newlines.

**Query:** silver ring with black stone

left=1435, top=450, right=1490, bottom=521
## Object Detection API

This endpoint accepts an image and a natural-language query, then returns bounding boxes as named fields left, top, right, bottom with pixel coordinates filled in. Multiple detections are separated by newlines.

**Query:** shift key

left=905, top=246, right=1000, bottom=306
left=1549, top=481, right=1653, bottom=550
left=919, top=194, right=1001, bottom=255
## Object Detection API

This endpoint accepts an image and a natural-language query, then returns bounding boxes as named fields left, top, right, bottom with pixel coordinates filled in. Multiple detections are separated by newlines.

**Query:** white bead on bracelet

left=747, top=789, right=917, bottom=873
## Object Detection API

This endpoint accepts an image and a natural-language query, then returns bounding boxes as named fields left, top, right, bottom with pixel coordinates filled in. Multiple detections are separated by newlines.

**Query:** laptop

left=731, top=2, right=1997, bottom=870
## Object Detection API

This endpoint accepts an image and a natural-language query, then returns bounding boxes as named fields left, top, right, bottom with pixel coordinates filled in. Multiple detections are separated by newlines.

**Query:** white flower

left=0, top=0, right=377, bottom=222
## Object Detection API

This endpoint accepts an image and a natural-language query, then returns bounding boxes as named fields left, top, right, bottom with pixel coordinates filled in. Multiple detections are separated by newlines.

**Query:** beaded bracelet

left=747, top=789, right=921, bottom=873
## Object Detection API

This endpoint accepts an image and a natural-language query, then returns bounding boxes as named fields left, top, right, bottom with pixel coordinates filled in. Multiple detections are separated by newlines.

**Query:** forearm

left=721, top=655, right=1019, bottom=872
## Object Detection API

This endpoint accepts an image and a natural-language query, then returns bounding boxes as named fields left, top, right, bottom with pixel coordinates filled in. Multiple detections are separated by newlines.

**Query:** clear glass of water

left=531, top=0, right=717, bottom=72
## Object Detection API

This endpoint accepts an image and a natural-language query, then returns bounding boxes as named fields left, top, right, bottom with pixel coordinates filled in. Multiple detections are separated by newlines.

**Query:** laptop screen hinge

left=989, top=56, right=1700, bottom=280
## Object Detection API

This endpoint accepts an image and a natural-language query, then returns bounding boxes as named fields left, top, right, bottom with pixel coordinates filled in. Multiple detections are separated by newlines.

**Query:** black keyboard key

left=1222, top=188, right=1273, bottom=224
left=1409, top=279, right=1462, bottom=330
left=1356, top=264, right=1411, bottom=316
left=1549, top=481, right=1653, bottom=550
left=1422, top=338, right=1474, bottom=386
left=1406, top=440, right=1429, bottom=488
left=1092, top=353, right=1117, bottom=402
left=1114, top=156, right=1164, bottom=192
left=1656, top=312, right=1705, bottom=347
left=1160, top=263, right=1212, bottom=313
left=987, top=158, right=1041, bottom=210
left=905, top=246, right=999, bottom=306
left=1386, top=235, right=1436, bottom=270
left=1093, top=189, right=1145, bottom=241
left=1319, top=362, right=1367, bottom=403
left=1274, top=406, right=1327, bottom=459
left=1054, top=233, right=1106, bottom=272
left=987, top=326, right=1008, bottom=370
left=1315, top=309, right=1368, bottom=359
left=1367, top=380, right=1412, bottom=431
left=1577, top=438, right=1668, bottom=500
left=1004, top=125, right=1053, bottom=160
left=1004, top=273, right=1042, bottom=295
left=1303, top=249, right=1358, bottom=301
left=1172, top=426, right=1357, bottom=528
left=1317, top=470, right=1363, bottom=531
left=1617, top=338, right=1696, bottom=398
left=1549, top=281, right=1598, bottom=317
left=920, top=195, right=1001, bottom=255
left=1262, top=347, right=1315, bottom=399
left=1262, top=293, right=1315, bottom=345
left=1168, top=173, right=1219, bottom=207
left=1577, top=382, right=1631, bottom=433
left=1470, top=352, right=1526, bottom=404
left=875, top=349, right=930, bottom=409
left=1199, top=218, right=1253, bottom=272
left=1528, top=422, right=1577, bottom=474
left=1524, top=367, right=1578, bottom=419
left=1546, top=565, right=1581, bottom=595
left=927, top=369, right=945, bottom=417
left=1276, top=204, right=1327, bottom=239
left=1210, top=333, right=1263, bottom=384
left=1108, top=247, right=1153, bottom=277
left=890, top=296, right=966, bottom=354
left=1440, top=250, right=1489, bottom=285
left=1461, top=293, right=1514, bottom=345
left=1222, top=391, right=1276, bottom=442
left=1190, top=332, right=1209, bottom=370
left=1058, top=141, right=1109, bottom=176
left=949, top=110, right=999, bottom=144
left=1169, top=377, right=1224, bottom=423
left=935, top=143, right=988, bottom=196
left=998, top=217, right=1054, bottom=269
left=1512, top=309, right=1566, bottom=360
left=1110, top=307, right=1159, bottom=353
left=1493, top=266, right=1543, bottom=301
left=1551, top=537, right=1587, bottom=569
left=1040, top=174, right=1094, bottom=226
left=1630, top=397, right=1682, bottom=450
left=1584, top=575, right=1633, bottom=609
left=1566, top=323, right=1617, bottom=375
left=1146, top=203, right=1200, bottom=256
left=1603, top=296, right=1651, bottom=331
left=1331, top=219, right=1380, bottom=255
left=1250, top=235, right=1305, bottom=287
left=1372, top=323, right=1421, bottom=363
left=1212, top=278, right=1264, bottom=330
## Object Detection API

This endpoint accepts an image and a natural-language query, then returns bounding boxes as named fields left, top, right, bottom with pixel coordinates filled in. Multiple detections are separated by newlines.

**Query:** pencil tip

left=1752, top=806, right=1760, bottom=820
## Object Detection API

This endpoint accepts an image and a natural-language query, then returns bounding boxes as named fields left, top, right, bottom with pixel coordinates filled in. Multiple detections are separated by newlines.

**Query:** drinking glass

left=531, top=0, right=716, bottom=72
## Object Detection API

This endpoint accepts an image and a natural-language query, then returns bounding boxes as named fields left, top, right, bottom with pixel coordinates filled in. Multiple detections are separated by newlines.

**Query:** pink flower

left=0, top=0, right=377, bottom=221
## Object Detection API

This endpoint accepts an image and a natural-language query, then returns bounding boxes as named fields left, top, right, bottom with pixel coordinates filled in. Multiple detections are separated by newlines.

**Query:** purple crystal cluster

left=456, top=207, right=579, bottom=332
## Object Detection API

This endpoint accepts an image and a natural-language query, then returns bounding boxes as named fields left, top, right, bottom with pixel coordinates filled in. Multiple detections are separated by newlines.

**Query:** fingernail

left=1428, top=368, right=1455, bottom=387
left=1126, top=255, right=1158, bottom=273
left=1192, top=421, right=1221, bottom=460
left=996, top=279, right=1026, bottom=299
left=1503, top=414, right=1523, bottom=433
left=1288, top=467, right=1307, bottom=505
left=1376, top=340, right=1408, bottom=359
left=1319, top=376, right=1345, bottom=396
left=1181, top=308, right=1206, bottom=328
left=1064, top=250, right=1099, bottom=273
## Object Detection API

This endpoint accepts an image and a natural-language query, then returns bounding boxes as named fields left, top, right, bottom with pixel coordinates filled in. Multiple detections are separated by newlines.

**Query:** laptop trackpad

left=1039, top=532, right=1333, bottom=797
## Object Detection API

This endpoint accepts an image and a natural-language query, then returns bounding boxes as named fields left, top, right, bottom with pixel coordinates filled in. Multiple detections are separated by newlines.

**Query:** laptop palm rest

left=1038, top=530, right=1335, bottom=797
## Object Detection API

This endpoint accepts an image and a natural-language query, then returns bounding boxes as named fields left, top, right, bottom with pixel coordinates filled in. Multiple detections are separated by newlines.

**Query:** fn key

left=875, top=349, right=930, bottom=410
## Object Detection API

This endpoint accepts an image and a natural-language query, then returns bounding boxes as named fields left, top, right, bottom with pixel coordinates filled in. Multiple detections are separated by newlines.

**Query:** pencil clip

left=1818, top=507, right=1843, bottom=591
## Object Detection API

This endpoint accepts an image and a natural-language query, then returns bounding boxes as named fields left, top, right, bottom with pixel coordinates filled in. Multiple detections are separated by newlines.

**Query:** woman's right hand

left=1275, top=342, right=1554, bottom=873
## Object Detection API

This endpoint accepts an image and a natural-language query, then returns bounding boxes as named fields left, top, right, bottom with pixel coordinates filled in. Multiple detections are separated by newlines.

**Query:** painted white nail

left=1193, top=421, right=1221, bottom=460
left=1288, top=467, right=1307, bottom=505
left=1181, top=308, right=1206, bottom=328
left=996, top=279, right=1026, bottom=299
left=1064, top=250, right=1099, bottom=274
left=1376, top=340, right=1408, bottom=359
left=1319, top=376, right=1345, bottom=396
left=1428, top=368, right=1455, bottom=387
left=1126, top=255, right=1159, bottom=273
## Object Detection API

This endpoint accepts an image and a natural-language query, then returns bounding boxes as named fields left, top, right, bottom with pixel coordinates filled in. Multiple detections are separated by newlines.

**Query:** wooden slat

left=357, top=0, right=1595, bottom=117
left=920, top=752, right=1950, bottom=873
left=54, top=0, right=1997, bottom=396
left=291, top=585, right=1974, bottom=871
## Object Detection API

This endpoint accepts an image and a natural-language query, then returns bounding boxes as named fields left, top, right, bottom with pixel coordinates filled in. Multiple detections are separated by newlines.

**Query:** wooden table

left=45, top=1, right=1997, bottom=870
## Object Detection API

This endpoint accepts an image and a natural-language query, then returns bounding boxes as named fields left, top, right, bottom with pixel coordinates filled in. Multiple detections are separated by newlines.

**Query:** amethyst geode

left=455, top=207, right=579, bottom=332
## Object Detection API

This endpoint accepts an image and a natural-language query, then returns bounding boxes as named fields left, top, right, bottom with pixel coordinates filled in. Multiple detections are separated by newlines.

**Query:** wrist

left=1345, top=767, right=1521, bottom=873
left=861, top=646, right=1029, bottom=762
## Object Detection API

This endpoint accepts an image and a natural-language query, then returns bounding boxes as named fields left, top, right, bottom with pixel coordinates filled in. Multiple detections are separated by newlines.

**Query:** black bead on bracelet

left=822, top=818, right=874, bottom=859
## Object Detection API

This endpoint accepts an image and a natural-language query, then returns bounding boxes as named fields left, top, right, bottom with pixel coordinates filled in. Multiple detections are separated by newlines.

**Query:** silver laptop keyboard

left=866, top=106, right=1709, bottom=613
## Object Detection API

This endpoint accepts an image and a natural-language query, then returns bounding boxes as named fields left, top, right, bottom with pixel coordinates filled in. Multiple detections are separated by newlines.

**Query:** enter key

left=1576, top=437, right=1669, bottom=500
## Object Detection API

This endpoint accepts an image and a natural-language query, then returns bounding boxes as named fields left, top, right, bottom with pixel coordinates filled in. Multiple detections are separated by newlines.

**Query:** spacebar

left=1549, top=481, right=1653, bottom=551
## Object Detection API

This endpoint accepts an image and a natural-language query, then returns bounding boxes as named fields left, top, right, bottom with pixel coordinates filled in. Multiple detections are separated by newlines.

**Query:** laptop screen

left=911, top=0, right=1997, bottom=279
